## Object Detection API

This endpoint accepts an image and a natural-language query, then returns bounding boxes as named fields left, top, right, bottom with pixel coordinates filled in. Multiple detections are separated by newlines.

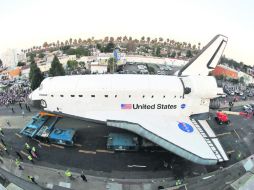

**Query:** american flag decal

left=121, top=104, right=132, bottom=109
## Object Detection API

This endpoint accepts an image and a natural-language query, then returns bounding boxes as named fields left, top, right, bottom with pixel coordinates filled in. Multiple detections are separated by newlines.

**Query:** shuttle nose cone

left=27, top=91, right=41, bottom=109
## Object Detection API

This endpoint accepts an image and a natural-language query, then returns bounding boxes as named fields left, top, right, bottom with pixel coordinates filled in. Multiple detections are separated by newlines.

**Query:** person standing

left=80, top=171, right=87, bottom=182
left=27, top=105, right=31, bottom=112
left=27, top=176, right=37, bottom=184
left=6, top=120, right=11, bottom=127
left=25, top=143, right=30, bottom=151
left=27, top=155, right=34, bottom=164
left=15, top=159, right=23, bottom=170
left=15, top=151, right=23, bottom=161
left=1, top=139, right=6, bottom=146
left=19, top=102, right=22, bottom=109
left=65, top=169, right=72, bottom=179
left=0, top=128, right=4, bottom=136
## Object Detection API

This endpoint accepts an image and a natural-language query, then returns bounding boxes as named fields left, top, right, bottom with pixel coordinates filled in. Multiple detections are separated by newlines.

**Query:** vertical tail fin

left=178, top=35, right=228, bottom=76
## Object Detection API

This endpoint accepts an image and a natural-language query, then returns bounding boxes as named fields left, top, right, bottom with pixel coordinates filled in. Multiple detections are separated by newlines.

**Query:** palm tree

left=43, top=42, right=48, bottom=49
left=123, top=36, right=128, bottom=42
left=65, top=40, right=69, bottom=46
left=73, top=39, right=77, bottom=45
left=78, top=38, right=82, bottom=44
left=109, top=37, right=114, bottom=42
left=104, top=36, right=109, bottom=43
left=69, top=38, right=73, bottom=45
left=147, top=37, right=150, bottom=44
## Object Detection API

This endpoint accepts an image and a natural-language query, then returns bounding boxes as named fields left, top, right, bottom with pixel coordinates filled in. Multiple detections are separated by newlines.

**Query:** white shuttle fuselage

left=29, top=35, right=229, bottom=165
left=31, top=75, right=219, bottom=121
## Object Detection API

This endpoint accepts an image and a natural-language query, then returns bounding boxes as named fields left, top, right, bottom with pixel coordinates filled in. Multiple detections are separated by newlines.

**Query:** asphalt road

left=0, top=104, right=253, bottom=180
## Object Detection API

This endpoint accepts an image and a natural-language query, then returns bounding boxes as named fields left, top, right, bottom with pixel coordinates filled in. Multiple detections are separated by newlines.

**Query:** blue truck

left=20, top=112, right=76, bottom=146
left=107, top=133, right=159, bottom=152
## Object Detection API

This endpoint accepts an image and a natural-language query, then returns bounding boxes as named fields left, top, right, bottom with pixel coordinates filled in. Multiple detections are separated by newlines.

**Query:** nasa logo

left=180, top=104, right=186, bottom=109
left=178, top=122, right=193, bottom=133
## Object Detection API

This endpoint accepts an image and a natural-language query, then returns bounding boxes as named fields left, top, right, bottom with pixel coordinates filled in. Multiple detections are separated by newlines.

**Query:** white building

left=59, top=55, right=76, bottom=68
left=125, top=56, right=188, bottom=67
left=90, top=61, right=107, bottom=74
left=238, top=71, right=254, bottom=85
left=0, top=49, right=18, bottom=68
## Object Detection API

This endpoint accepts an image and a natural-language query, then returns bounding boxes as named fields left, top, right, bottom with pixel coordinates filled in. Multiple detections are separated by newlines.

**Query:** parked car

left=243, top=104, right=253, bottom=111
left=241, top=96, right=247, bottom=100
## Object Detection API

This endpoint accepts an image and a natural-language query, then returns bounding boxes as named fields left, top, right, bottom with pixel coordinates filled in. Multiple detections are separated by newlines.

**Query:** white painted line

left=51, top=144, right=64, bottom=149
left=127, top=165, right=147, bottom=168
left=96, top=149, right=114, bottom=154
left=202, top=175, right=215, bottom=180
left=234, top=129, right=241, bottom=139
left=79, top=150, right=96, bottom=154
left=15, top=133, right=22, bottom=138
left=74, top=143, right=82, bottom=147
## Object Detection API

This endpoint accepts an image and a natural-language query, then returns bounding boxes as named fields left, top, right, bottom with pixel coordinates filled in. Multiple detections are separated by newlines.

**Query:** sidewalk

left=219, top=99, right=253, bottom=109
left=0, top=153, right=252, bottom=190
left=0, top=157, right=175, bottom=190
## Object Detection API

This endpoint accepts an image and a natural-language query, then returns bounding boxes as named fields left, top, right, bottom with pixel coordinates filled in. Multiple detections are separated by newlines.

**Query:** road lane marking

left=20, top=150, right=29, bottom=157
left=127, top=165, right=147, bottom=168
left=227, top=150, right=235, bottom=154
left=51, top=144, right=64, bottom=149
left=33, top=139, right=41, bottom=143
left=78, top=150, right=96, bottom=154
left=74, top=144, right=82, bottom=147
left=39, top=143, right=51, bottom=147
left=96, top=149, right=114, bottom=154
left=233, top=129, right=241, bottom=139
left=15, top=133, right=22, bottom=138
left=202, top=175, right=215, bottom=180
left=216, top=132, right=231, bottom=137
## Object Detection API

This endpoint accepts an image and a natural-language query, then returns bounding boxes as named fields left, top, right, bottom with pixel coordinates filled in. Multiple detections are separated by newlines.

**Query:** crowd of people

left=0, top=83, right=31, bottom=107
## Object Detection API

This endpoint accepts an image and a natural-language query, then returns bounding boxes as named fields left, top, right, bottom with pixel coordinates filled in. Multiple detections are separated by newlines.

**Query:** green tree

left=156, top=47, right=161, bottom=57
left=67, top=60, right=78, bottom=71
left=17, top=62, right=26, bottom=66
left=29, top=58, right=36, bottom=82
left=38, top=52, right=45, bottom=58
left=79, top=61, right=85, bottom=68
left=170, top=51, right=176, bottom=58
left=186, top=50, right=193, bottom=58
left=107, top=57, right=117, bottom=73
left=29, top=60, right=44, bottom=90
left=0, top=59, right=2, bottom=67
left=239, top=76, right=245, bottom=84
left=105, top=42, right=115, bottom=53
left=49, top=56, right=65, bottom=76
left=146, top=65, right=155, bottom=74
left=96, top=43, right=102, bottom=51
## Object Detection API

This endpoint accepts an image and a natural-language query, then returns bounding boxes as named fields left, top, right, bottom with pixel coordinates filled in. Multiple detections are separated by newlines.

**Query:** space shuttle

left=29, top=35, right=229, bottom=165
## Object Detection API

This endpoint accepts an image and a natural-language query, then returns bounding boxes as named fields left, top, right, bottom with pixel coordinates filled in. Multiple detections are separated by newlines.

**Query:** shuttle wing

left=106, top=113, right=228, bottom=165
left=178, top=34, right=228, bottom=76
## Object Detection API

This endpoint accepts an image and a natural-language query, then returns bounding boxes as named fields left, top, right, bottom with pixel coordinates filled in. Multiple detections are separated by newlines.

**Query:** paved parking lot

left=121, top=62, right=181, bottom=75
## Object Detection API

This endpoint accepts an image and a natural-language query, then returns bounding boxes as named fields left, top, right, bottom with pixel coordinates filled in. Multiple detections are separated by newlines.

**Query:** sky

left=0, top=0, right=253, bottom=66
